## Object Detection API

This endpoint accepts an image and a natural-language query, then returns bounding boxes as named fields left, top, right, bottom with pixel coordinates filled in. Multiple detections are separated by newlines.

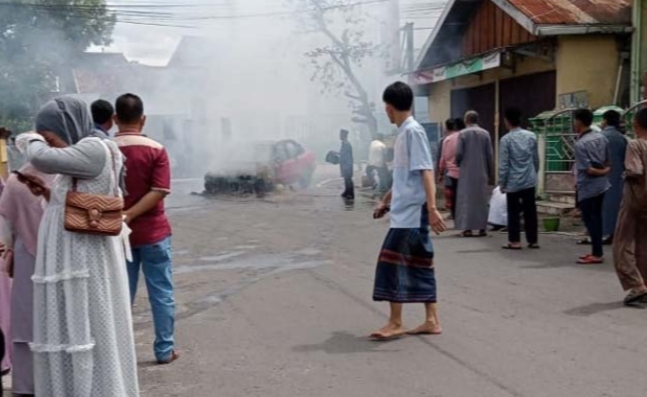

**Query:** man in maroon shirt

left=114, top=93, right=178, bottom=364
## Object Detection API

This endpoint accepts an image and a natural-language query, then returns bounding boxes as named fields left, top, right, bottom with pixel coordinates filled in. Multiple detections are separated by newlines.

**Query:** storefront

left=411, top=0, right=632, bottom=165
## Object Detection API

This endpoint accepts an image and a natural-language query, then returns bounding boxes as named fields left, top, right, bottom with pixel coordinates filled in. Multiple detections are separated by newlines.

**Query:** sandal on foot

left=576, top=238, right=591, bottom=245
left=459, top=231, right=474, bottom=238
left=577, top=256, right=603, bottom=265
left=478, top=230, right=488, bottom=237
left=157, top=350, right=180, bottom=365
left=502, top=244, right=522, bottom=250
left=528, top=244, right=540, bottom=249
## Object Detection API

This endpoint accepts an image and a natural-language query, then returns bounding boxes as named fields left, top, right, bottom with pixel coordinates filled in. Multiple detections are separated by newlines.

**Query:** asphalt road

left=133, top=167, right=647, bottom=397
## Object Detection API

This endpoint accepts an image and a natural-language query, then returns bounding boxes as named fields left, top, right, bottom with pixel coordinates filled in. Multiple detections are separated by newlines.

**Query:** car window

left=274, top=143, right=290, bottom=163
left=285, top=141, right=305, bottom=159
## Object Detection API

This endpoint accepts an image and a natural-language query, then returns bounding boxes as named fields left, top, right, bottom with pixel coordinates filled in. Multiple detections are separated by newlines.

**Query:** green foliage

left=0, top=0, right=115, bottom=132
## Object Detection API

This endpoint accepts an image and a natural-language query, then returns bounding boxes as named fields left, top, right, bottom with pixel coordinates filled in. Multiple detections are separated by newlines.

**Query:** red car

left=272, top=139, right=317, bottom=188
left=204, top=139, right=316, bottom=196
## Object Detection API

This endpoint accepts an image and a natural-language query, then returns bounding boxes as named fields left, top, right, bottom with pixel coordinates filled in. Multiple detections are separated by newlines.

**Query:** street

left=134, top=167, right=647, bottom=397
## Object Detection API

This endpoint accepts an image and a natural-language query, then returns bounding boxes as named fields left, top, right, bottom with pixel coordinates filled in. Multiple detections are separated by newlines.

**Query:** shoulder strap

left=71, top=141, right=120, bottom=195
left=104, top=141, right=120, bottom=196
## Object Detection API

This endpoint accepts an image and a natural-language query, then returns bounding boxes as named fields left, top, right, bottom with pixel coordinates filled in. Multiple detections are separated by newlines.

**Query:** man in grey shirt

left=574, top=108, right=611, bottom=264
left=499, top=107, right=539, bottom=249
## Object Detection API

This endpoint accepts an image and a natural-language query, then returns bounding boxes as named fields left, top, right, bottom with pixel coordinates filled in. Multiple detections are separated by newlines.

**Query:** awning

left=411, top=51, right=501, bottom=86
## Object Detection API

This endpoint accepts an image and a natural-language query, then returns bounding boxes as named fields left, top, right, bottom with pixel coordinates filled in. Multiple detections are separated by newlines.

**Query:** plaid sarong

left=373, top=207, right=436, bottom=303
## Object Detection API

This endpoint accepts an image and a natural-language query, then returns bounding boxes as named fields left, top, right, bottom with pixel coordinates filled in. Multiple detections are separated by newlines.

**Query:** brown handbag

left=64, top=142, right=124, bottom=236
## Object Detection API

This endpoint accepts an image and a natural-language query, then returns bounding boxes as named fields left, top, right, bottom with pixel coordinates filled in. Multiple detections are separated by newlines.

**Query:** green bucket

left=543, top=217, right=561, bottom=232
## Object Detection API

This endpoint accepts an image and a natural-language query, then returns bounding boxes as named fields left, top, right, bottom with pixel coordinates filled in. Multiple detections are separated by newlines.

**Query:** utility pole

left=383, top=0, right=401, bottom=75
left=404, top=22, right=415, bottom=73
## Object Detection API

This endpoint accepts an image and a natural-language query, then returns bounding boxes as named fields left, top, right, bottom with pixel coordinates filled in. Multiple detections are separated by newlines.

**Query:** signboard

left=412, top=52, right=501, bottom=86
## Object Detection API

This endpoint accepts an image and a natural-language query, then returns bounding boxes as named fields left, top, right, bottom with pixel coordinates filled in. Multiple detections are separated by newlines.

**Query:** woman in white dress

left=16, top=97, right=139, bottom=397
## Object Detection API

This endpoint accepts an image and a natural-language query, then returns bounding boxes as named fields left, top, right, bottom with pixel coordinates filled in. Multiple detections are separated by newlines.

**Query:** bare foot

left=370, top=322, right=406, bottom=340
left=406, top=321, right=442, bottom=335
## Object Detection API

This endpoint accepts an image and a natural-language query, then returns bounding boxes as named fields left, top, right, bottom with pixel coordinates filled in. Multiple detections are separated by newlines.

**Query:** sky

left=100, top=0, right=447, bottom=66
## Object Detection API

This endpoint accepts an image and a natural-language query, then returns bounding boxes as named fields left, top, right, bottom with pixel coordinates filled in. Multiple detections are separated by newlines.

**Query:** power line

left=0, top=0, right=393, bottom=28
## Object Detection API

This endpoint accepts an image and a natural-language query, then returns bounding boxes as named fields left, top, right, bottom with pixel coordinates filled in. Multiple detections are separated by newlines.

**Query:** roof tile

left=509, top=0, right=632, bottom=25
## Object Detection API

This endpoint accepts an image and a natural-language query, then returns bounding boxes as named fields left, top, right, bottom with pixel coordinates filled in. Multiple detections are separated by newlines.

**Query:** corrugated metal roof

left=509, top=0, right=632, bottom=25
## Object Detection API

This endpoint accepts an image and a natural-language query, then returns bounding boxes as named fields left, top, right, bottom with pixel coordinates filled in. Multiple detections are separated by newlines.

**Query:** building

left=637, top=0, right=647, bottom=102
left=412, top=0, right=632, bottom=139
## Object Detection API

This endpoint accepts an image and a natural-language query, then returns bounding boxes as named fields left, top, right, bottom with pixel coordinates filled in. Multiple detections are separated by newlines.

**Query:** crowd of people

left=0, top=94, right=178, bottom=396
left=367, top=81, right=647, bottom=339
left=1, top=80, right=647, bottom=393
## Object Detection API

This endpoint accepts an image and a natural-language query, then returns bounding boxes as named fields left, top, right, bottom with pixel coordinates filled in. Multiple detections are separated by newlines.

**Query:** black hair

left=91, top=99, right=114, bottom=125
left=602, top=110, right=621, bottom=128
left=465, top=111, right=479, bottom=125
left=382, top=81, right=414, bottom=111
left=504, top=107, right=522, bottom=127
left=445, top=118, right=455, bottom=131
left=635, top=108, right=647, bottom=130
left=454, top=118, right=466, bottom=130
left=115, top=93, right=144, bottom=124
left=573, top=108, right=594, bottom=127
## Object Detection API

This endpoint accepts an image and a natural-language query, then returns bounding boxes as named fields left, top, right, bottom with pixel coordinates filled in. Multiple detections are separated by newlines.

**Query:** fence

left=531, top=109, right=578, bottom=193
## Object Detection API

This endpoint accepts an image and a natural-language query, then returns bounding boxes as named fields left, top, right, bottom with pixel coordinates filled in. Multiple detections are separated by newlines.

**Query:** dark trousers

left=507, top=187, right=538, bottom=244
left=449, top=177, right=459, bottom=220
left=343, top=176, right=355, bottom=199
left=580, top=193, right=606, bottom=257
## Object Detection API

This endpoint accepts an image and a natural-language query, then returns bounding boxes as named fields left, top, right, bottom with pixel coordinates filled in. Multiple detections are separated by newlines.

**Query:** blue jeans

left=127, top=236, right=175, bottom=362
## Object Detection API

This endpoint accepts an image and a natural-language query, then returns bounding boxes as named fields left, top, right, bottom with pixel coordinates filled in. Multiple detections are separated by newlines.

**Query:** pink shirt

left=440, top=131, right=461, bottom=179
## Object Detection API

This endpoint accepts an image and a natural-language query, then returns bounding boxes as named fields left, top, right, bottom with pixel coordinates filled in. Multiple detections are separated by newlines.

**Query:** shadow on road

left=293, top=331, right=400, bottom=354
left=563, top=301, right=635, bottom=316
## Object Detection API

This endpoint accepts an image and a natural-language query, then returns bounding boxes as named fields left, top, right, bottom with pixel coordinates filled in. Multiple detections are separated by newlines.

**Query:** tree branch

left=344, top=91, right=361, bottom=101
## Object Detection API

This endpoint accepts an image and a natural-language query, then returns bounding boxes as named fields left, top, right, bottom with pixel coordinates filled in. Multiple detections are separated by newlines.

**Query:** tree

left=0, top=0, right=115, bottom=132
left=292, top=0, right=386, bottom=137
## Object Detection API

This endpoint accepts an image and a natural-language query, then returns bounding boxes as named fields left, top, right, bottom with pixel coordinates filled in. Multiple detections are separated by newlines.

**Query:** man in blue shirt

left=90, top=99, right=114, bottom=138
left=574, top=108, right=611, bottom=264
left=600, top=110, right=627, bottom=244
left=499, top=107, right=539, bottom=250
left=372, top=82, right=446, bottom=340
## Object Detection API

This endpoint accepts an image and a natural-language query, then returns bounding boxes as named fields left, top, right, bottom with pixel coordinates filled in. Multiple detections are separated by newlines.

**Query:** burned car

left=204, top=139, right=316, bottom=197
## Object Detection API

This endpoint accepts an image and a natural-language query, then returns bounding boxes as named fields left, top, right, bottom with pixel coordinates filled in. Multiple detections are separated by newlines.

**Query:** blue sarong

left=373, top=207, right=436, bottom=303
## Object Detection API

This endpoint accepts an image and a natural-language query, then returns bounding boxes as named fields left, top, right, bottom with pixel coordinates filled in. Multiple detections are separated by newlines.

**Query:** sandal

left=528, top=244, right=540, bottom=249
left=477, top=230, right=488, bottom=237
left=460, top=231, right=474, bottom=238
left=577, top=256, right=603, bottom=265
left=157, top=350, right=180, bottom=365
left=502, top=244, right=522, bottom=250
left=576, top=238, right=591, bottom=245
left=623, top=290, right=647, bottom=306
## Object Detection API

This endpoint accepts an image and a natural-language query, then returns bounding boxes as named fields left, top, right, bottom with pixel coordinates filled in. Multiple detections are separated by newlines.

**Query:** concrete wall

left=555, top=35, right=619, bottom=109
